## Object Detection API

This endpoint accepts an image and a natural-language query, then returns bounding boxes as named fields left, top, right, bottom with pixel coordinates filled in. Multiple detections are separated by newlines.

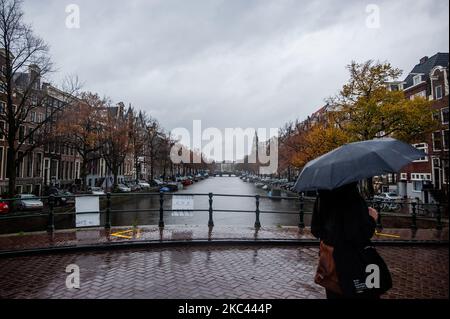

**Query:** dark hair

left=316, top=182, right=364, bottom=220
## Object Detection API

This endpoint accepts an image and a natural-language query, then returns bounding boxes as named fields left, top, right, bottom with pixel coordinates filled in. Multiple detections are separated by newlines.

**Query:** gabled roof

left=403, top=52, right=449, bottom=90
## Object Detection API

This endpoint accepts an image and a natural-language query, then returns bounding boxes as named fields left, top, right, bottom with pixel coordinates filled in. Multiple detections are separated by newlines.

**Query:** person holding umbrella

left=311, top=182, right=380, bottom=298
left=293, top=138, right=425, bottom=299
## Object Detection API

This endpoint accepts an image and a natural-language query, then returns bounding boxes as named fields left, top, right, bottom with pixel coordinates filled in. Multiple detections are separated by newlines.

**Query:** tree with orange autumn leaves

left=99, top=103, right=132, bottom=190
left=278, top=60, right=439, bottom=193
left=55, top=92, right=105, bottom=190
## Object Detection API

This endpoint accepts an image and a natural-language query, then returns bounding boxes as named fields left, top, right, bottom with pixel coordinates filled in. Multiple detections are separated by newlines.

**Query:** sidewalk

left=0, top=225, right=447, bottom=299
left=0, top=244, right=447, bottom=299
left=0, top=225, right=448, bottom=254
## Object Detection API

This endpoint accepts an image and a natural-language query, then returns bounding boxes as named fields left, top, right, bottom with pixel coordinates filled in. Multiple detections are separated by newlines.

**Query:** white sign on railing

left=172, top=195, right=194, bottom=217
left=75, top=196, right=100, bottom=228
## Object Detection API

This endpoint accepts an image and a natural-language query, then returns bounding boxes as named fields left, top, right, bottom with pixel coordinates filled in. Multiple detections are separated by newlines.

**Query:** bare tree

left=54, top=92, right=104, bottom=190
left=0, top=0, right=79, bottom=196
left=145, top=118, right=161, bottom=181
left=127, top=108, right=149, bottom=183
left=99, top=103, right=131, bottom=190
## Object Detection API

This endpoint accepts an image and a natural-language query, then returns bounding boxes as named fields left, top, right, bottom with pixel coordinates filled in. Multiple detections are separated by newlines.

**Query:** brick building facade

left=396, top=53, right=449, bottom=203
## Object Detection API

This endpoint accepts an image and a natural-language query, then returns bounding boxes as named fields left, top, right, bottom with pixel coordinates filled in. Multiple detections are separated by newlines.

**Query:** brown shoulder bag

left=314, top=241, right=343, bottom=295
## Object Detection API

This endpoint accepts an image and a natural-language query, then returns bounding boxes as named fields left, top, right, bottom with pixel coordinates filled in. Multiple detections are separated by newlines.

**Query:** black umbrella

left=293, top=138, right=425, bottom=192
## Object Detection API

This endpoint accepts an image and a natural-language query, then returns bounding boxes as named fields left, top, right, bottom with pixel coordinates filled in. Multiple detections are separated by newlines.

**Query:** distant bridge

left=213, top=171, right=241, bottom=177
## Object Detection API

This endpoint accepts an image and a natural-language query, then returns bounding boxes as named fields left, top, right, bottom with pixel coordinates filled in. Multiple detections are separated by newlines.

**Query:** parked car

left=138, top=180, right=151, bottom=189
left=0, top=199, right=9, bottom=214
left=150, top=179, right=164, bottom=187
left=47, top=188, right=74, bottom=206
left=128, top=183, right=142, bottom=192
left=59, top=191, right=75, bottom=205
left=89, top=187, right=105, bottom=195
left=180, top=177, right=193, bottom=186
left=162, top=182, right=179, bottom=192
left=373, top=192, right=402, bottom=212
left=374, top=192, right=402, bottom=202
left=117, top=184, right=131, bottom=193
left=15, top=194, right=44, bottom=211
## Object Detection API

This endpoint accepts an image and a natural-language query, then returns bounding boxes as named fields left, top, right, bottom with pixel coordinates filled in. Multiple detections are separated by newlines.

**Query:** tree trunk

left=134, top=155, right=139, bottom=183
left=113, top=166, right=119, bottom=191
left=80, top=157, right=89, bottom=191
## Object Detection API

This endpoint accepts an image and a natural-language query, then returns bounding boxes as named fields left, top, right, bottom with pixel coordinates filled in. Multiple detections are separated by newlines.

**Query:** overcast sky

left=22, top=0, right=449, bottom=156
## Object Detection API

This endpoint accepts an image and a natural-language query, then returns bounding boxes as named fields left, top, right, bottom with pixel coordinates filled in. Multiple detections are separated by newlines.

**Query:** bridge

left=212, top=171, right=241, bottom=177
left=0, top=192, right=448, bottom=300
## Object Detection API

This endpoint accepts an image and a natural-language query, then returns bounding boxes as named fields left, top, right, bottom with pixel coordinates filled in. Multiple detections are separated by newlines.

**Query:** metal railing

left=0, top=192, right=447, bottom=234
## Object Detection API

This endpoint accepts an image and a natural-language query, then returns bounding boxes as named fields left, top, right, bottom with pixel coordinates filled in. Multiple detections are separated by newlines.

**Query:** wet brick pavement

left=0, top=245, right=447, bottom=299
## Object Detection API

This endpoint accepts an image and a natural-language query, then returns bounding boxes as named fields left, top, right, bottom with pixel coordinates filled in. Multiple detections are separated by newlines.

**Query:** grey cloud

left=22, top=0, right=448, bottom=138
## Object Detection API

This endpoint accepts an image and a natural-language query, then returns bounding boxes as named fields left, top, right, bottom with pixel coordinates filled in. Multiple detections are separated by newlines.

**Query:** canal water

left=0, top=177, right=440, bottom=234
left=0, top=177, right=312, bottom=234
left=109, top=176, right=312, bottom=228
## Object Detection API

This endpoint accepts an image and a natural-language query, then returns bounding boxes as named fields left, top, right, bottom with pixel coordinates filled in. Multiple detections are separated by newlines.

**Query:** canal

left=1, top=177, right=440, bottom=234
left=108, top=176, right=310, bottom=228
left=0, top=177, right=310, bottom=234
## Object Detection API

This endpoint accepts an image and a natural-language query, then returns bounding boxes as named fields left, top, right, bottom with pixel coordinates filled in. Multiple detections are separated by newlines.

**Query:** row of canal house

left=392, top=53, right=449, bottom=204
left=0, top=57, right=158, bottom=196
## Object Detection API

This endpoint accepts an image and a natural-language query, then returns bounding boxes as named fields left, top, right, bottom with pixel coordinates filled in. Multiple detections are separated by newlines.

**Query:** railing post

left=159, top=192, right=165, bottom=228
left=436, top=203, right=443, bottom=230
left=298, top=193, right=305, bottom=229
left=375, top=200, right=383, bottom=229
left=105, top=192, right=111, bottom=230
left=208, top=193, right=214, bottom=227
left=47, top=195, right=55, bottom=233
left=411, top=202, right=418, bottom=230
left=254, top=195, right=261, bottom=229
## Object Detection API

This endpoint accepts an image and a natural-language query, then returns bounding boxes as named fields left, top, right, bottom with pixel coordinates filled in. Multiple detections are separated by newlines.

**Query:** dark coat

left=311, top=183, right=378, bottom=297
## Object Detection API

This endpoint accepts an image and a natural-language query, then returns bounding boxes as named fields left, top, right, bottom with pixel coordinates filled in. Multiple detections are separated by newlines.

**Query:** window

left=400, top=173, right=407, bottom=180
left=34, top=153, right=42, bottom=178
left=410, top=90, right=426, bottom=100
left=65, top=161, right=69, bottom=180
left=19, top=126, right=25, bottom=143
left=413, top=75, right=422, bottom=86
left=433, top=157, right=441, bottom=167
left=390, top=84, right=399, bottom=91
left=413, top=181, right=422, bottom=192
left=4, top=147, right=9, bottom=181
left=444, top=130, right=449, bottom=151
left=26, top=154, right=33, bottom=178
left=442, top=108, right=449, bottom=124
left=0, top=121, right=4, bottom=140
left=75, top=162, right=80, bottom=179
left=30, top=111, right=36, bottom=123
left=413, top=143, right=428, bottom=162
left=435, top=85, right=443, bottom=100
left=411, top=173, right=431, bottom=181
left=16, top=151, right=23, bottom=178
left=28, top=128, right=34, bottom=145
left=0, top=101, right=5, bottom=113
left=432, top=132, right=442, bottom=151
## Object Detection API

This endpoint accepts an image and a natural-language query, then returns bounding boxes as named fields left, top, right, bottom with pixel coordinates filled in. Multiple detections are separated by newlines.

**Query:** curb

left=0, top=238, right=448, bottom=258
